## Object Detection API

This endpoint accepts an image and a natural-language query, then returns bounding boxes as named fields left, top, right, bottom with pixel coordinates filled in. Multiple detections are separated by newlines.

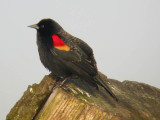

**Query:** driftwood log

left=7, top=73, right=160, bottom=120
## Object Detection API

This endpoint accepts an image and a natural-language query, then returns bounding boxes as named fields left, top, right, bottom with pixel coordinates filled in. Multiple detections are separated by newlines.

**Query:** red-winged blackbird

left=28, top=18, right=118, bottom=101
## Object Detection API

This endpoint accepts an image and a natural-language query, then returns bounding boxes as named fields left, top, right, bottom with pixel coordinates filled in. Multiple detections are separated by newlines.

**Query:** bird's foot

left=56, top=76, right=64, bottom=81
left=52, top=77, right=68, bottom=91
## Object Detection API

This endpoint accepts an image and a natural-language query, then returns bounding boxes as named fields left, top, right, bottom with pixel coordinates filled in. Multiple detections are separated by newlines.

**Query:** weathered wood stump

left=7, top=73, right=160, bottom=120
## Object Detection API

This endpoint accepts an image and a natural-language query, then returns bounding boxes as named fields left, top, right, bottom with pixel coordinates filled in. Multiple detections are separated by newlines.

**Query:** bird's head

left=28, top=18, right=63, bottom=36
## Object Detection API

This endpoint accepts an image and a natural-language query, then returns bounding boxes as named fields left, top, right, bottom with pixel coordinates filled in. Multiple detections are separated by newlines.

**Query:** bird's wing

left=71, top=37, right=97, bottom=71
left=50, top=33, right=97, bottom=75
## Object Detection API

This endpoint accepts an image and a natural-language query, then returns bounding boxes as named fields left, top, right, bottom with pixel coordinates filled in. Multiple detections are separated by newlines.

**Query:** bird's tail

left=95, top=74, right=118, bottom=101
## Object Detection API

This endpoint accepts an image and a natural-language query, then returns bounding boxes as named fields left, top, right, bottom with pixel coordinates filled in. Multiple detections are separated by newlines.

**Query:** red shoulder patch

left=52, top=34, right=65, bottom=46
left=52, top=34, right=70, bottom=51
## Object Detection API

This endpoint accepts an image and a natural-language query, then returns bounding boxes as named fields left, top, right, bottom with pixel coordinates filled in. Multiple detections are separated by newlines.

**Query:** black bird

left=28, top=18, right=118, bottom=101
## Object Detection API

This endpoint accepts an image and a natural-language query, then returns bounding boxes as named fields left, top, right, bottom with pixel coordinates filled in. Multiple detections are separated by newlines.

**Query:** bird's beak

left=28, top=24, right=39, bottom=29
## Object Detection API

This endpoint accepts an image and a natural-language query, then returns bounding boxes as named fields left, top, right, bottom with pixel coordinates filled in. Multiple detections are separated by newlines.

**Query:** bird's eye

left=41, top=25, right=45, bottom=28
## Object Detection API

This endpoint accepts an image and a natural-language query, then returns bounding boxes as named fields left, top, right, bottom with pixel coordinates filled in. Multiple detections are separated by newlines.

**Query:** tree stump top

left=7, top=73, right=160, bottom=120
